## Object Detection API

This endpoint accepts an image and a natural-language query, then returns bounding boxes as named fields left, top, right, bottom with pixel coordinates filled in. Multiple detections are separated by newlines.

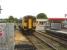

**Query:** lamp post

left=65, top=14, right=67, bottom=22
left=63, top=14, right=67, bottom=28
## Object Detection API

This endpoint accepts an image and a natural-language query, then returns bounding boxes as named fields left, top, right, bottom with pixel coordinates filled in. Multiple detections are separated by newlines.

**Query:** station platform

left=46, top=29, right=67, bottom=34
left=14, top=30, right=36, bottom=50
left=15, top=30, right=31, bottom=45
left=57, top=29, right=67, bottom=34
left=45, top=29, right=67, bottom=38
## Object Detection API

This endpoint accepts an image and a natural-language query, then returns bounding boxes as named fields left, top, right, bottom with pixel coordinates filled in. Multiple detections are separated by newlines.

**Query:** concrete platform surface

left=46, top=29, right=67, bottom=35
left=15, top=30, right=30, bottom=45
left=54, top=29, right=67, bottom=34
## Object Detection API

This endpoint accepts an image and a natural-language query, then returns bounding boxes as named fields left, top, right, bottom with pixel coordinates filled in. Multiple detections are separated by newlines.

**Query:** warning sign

left=0, top=32, right=2, bottom=36
left=0, top=26, right=4, bottom=38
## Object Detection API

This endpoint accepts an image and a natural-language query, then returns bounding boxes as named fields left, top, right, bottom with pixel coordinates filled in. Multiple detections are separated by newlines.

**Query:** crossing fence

left=0, top=23, right=14, bottom=50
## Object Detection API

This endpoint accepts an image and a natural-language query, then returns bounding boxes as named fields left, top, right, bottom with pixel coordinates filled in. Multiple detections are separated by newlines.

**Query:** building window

left=39, top=21, right=44, bottom=25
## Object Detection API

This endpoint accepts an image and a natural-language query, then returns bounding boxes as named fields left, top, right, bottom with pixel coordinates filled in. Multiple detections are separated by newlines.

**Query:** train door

left=28, top=18, right=32, bottom=29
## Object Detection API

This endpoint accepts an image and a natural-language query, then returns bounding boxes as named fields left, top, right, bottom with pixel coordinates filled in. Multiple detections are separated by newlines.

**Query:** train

left=19, top=15, right=36, bottom=35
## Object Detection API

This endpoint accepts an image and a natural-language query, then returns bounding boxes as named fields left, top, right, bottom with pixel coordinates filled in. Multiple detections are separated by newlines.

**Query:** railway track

left=37, top=31, right=67, bottom=46
left=15, top=30, right=67, bottom=50
left=15, top=30, right=55, bottom=50
left=33, top=31, right=67, bottom=50
left=27, top=35, right=54, bottom=50
left=45, top=30, right=67, bottom=41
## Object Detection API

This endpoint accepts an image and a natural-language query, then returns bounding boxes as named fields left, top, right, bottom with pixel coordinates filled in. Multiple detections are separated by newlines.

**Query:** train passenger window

left=24, top=20, right=27, bottom=22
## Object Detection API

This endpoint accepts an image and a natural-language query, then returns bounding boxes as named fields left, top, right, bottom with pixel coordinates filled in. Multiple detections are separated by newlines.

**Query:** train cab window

left=24, top=20, right=27, bottom=22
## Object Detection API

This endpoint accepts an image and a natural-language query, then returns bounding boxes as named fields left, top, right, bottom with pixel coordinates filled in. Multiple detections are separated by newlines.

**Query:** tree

left=9, top=16, right=14, bottom=20
left=14, top=18, right=18, bottom=23
left=37, top=13, right=48, bottom=19
left=8, top=16, right=14, bottom=22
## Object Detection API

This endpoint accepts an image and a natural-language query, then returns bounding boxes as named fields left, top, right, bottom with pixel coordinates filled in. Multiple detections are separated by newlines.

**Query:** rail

left=33, top=31, right=67, bottom=50
left=38, top=31, right=67, bottom=46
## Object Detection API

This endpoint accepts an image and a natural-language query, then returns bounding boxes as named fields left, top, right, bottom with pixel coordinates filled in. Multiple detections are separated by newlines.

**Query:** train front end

left=22, top=16, right=36, bottom=35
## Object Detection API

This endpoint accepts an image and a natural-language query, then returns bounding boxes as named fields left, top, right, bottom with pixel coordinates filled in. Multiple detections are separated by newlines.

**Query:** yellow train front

left=21, top=15, right=36, bottom=35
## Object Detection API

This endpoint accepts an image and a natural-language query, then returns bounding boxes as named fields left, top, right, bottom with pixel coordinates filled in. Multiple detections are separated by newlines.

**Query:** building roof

left=36, top=19, right=48, bottom=21
left=48, top=18, right=67, bottom=20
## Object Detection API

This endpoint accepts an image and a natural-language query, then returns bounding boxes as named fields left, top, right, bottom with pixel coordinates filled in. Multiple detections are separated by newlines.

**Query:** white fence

left=0, top=23, right=14, bottom=50
left=51, top=23, right=61, bottom=30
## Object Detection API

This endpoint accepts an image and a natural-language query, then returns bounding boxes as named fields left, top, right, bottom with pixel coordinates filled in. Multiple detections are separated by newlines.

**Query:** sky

left=0, top=0, right=67, bottom=19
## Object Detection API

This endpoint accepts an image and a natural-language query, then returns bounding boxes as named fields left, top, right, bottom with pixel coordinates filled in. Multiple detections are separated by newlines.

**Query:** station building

left=36, top=18, right=67, bottom=31
left=48, top=18, right=67, bottom=29
left=36, top=19, right=48, bottom=30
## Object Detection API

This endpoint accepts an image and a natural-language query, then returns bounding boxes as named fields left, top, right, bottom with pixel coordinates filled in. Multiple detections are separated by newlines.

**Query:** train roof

left=24, top=15, right=35, bottom=17
left=23, top=15, right=36, bottom=19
